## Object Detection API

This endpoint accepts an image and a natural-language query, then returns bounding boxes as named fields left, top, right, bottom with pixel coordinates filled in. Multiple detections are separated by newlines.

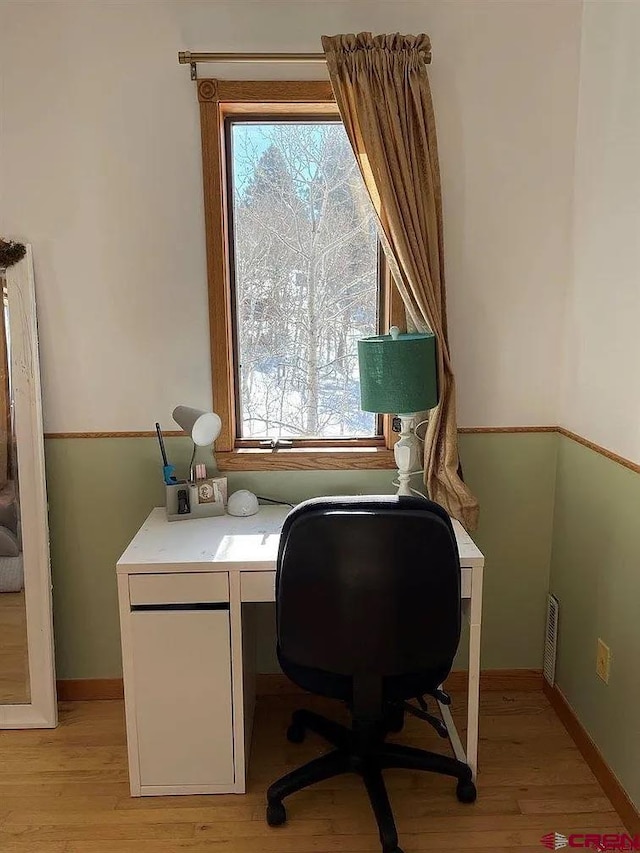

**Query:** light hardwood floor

left=0, top=689, right=625, bottom=853
left=0, top=590, right=30, bottom=704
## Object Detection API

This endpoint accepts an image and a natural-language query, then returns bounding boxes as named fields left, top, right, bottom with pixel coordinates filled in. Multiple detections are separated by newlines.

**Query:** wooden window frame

left=197, top=79, right=402, bottom=471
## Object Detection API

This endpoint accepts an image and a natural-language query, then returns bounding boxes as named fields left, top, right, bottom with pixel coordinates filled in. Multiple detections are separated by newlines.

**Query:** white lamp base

left=394, top=413, right=422, bottom=496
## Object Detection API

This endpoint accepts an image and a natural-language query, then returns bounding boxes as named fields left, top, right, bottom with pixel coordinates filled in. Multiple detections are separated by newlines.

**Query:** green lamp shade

left=357, top=331, right=438, bottom=414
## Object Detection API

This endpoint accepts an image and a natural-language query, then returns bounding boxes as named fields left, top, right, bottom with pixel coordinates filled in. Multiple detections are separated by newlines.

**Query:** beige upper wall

left=0, top=0, right=582, bottom=432
left=561, top=0, right=640, bottom=464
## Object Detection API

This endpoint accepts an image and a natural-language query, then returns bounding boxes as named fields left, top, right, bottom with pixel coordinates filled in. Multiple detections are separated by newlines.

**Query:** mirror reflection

left=0, top=274, right=29, bottom=704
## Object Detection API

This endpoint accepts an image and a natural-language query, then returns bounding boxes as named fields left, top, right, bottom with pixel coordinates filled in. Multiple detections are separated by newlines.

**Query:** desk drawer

left=240, top=571, right=276, bottom=602
left=129, top=573, right=229, bottom=607
left=239, top=569, right=471, bottom=602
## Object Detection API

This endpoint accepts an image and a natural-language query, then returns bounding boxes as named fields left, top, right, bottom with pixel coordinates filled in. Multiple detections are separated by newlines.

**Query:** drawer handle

left=131, top=602, right=230, bottom=612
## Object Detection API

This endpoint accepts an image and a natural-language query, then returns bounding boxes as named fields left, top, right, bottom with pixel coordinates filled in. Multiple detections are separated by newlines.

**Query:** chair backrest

left=276, top=495, right=461, bottom=686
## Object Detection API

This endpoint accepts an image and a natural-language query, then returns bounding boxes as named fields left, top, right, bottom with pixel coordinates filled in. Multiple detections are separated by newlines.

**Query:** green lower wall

left=44, top=432, right=558, bottom=680
left=550, top=435, right=640, bottom=809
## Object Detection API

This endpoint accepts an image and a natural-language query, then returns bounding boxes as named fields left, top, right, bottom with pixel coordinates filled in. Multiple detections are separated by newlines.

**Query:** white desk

left=117, top=506, right=484, bottom=796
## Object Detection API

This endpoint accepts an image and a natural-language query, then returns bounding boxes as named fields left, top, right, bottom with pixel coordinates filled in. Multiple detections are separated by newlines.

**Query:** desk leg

left=229, top=573, right=248, bottom=793
left=438, top=565, right=483, bottom=782
left=118, top=574, right=141, bottom=797
left=466, top=564, right=484, bottom=781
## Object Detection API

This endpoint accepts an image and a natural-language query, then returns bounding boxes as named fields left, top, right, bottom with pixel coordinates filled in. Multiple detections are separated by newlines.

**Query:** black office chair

left=265, top=495, right=476, bottom=853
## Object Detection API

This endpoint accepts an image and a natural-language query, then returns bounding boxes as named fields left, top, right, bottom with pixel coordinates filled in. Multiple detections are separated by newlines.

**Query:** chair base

left=267, top=708, right=476, bottom=853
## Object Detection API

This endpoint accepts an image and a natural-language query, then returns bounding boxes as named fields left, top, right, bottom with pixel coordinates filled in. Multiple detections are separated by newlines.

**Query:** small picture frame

left=197, top=479, right=219, bottom=504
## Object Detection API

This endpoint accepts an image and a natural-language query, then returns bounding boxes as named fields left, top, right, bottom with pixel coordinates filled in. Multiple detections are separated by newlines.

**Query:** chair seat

left=278, top=651, right=451, bottom=704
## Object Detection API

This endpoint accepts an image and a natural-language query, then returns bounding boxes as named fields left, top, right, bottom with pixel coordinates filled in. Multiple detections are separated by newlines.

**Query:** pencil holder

left=165, top=477, right=227, bottom=522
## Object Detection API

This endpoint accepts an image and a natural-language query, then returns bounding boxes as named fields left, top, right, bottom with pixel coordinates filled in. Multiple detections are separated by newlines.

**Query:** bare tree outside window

left=228, top=120, right=380, bottom=440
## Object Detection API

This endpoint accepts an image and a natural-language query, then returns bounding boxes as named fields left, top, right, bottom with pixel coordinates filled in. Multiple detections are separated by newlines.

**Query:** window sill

left=216, top=446, right=396, bottom=471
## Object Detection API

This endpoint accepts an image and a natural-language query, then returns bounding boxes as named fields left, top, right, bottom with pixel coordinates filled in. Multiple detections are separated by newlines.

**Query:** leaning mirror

left=0, top=241, right=56, bottom=728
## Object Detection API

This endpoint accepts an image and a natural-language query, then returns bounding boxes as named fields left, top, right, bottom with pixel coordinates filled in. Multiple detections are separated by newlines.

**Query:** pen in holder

left=165, top=477, right=227, bottom=522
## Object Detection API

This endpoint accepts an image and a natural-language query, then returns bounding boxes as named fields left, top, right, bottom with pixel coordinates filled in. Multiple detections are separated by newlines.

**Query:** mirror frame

left=0, top=244, right=56, bottom=728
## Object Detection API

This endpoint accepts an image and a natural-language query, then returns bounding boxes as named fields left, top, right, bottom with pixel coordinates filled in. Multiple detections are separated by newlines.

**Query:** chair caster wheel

left=266, top=801, right=287, bottom=826
left=456, top=779, right=477, bottom=803
left=286, top=722, right=305, bottom=744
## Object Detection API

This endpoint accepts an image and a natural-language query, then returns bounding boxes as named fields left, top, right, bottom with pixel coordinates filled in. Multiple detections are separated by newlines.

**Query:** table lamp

left=357, top=327, right=438, bottom=496
left=172, top=406, right=222, bottom=479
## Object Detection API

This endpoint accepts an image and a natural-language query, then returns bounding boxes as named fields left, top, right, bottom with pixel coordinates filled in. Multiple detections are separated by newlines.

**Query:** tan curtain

left=322, top=32, right=479, bottom=530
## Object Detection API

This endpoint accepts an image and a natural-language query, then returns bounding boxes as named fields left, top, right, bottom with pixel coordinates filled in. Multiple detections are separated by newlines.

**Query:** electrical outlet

left=596, top=639, right=611, bottom=683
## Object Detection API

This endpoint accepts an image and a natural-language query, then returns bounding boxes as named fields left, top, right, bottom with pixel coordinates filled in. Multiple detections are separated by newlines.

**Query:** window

left=227, top=119, right=380, bottom=441
left=197, top=80, right=399, bottom=469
